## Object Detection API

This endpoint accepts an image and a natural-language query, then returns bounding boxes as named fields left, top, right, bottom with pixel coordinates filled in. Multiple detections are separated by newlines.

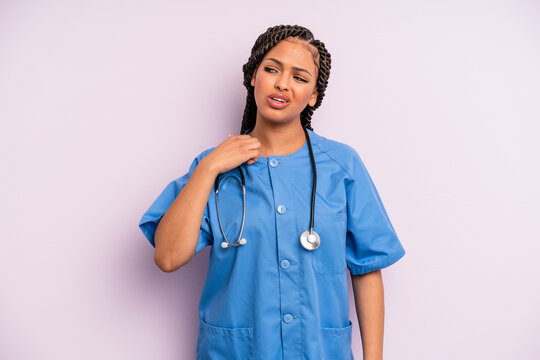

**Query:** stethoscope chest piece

left=300, top=230, right=320, bottom=251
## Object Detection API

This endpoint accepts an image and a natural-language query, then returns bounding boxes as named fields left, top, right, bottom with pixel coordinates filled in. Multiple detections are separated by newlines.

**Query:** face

left=250, top=37, right=319, bottom=126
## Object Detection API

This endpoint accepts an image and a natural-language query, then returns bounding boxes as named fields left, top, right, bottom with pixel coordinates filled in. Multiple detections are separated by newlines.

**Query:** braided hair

left=240, top=25, right=332, bottom=134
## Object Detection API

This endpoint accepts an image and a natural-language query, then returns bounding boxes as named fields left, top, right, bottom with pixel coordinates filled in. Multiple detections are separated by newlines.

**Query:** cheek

left=296, top=87, right=314, bottom=103
left=253, top=84, right=266, bottom=106
left=253, top=75, right=269, bottom=98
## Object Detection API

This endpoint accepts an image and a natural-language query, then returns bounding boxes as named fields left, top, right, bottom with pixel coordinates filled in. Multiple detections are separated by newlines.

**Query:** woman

left=139, top=24, right=405, bottom=360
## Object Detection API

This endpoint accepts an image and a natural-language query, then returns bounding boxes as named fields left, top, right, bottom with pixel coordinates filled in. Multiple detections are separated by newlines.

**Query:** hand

left=202, top=134, right=260, bottom=175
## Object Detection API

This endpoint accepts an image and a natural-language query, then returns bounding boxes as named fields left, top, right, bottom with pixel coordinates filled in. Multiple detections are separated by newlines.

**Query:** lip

left=268, top=93, right=291, bottom=102
left=267, top=93, right=290, bottom=109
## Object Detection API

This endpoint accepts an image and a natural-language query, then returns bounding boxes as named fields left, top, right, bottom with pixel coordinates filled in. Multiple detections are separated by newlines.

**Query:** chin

left=258, top=105, right=298, bottom=120
left=259, top=111, right=295, bottom=124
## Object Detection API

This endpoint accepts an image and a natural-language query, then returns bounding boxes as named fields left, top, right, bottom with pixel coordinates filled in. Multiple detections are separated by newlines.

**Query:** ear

left=250, top=68, right=258, bottom=87
left=308, top=89, right=318, bottom=107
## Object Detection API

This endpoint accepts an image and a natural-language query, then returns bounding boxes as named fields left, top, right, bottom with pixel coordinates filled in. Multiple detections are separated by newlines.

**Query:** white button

left=283, top=314, right=293, bottom=323
left=269, top=158, right=279, bottom=167
left=277, top=205, right=286, bottom=214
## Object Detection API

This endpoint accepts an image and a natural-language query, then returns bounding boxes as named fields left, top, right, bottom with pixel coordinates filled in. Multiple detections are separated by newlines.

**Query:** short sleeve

left=345, top=150, right=405, bottom=275
left=138, top=155, right=213, bottom=255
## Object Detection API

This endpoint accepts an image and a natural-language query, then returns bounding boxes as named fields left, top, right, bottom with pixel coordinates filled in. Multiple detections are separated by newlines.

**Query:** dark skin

left=248, top=37, right=318, bottom=159
left=352, top=270, right=385, bottom=360
left=248, top=37, right=386, bottom=360
left=155, top=35, right=385, bottom=358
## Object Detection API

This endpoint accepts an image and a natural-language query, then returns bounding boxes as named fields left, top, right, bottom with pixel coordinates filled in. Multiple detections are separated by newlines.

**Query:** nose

left=275, top=73, right=290, bottom=91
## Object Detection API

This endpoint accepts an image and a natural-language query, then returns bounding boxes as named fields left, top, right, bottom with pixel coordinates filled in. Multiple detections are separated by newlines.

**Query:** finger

left=246, top=137, right=260, bottom=146
left=246, top=141, right=260, bottom=150
left=247, top=154, right=258, bottom=164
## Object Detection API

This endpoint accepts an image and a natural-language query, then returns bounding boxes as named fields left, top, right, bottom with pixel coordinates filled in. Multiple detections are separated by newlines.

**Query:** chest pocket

left=312, top=212, right=348, bottom=275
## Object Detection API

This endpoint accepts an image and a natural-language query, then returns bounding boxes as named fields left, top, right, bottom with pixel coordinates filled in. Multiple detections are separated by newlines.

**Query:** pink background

left=1, top=0, right=539, bottom=359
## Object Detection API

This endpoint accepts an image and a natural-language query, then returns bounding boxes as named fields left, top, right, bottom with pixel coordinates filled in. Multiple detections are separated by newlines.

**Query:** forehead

left=262, top=38, right=318, bottom=72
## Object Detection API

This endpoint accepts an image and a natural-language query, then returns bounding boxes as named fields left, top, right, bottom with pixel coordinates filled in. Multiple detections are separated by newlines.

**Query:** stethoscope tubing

left=215, top=167, right=246, bottom=247
left=304, top=127, right=317, bottom=233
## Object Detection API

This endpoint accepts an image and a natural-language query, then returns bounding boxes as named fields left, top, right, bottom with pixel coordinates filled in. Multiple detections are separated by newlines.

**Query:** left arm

left=351, top=269, right=384, bottom=360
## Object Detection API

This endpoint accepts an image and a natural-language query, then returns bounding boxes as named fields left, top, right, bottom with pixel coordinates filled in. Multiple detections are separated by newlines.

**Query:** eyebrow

left=265, top=58, right=312, bottom=77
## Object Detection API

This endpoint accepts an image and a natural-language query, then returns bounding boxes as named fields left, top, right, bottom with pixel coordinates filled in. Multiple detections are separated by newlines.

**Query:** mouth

left=267, top=94, right=290, bottom=109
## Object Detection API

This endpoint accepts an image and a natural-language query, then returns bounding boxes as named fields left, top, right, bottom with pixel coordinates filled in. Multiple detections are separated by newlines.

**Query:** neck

left=250, top=120, right=306, bottom=157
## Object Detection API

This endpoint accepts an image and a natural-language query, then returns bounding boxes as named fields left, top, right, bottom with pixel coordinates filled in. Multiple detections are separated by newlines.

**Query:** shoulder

left=309, top=129, right=362, bottom=177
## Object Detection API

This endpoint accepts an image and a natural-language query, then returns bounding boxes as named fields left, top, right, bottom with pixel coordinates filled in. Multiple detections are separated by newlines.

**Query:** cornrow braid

left=240, top=25, right=332, bottom=135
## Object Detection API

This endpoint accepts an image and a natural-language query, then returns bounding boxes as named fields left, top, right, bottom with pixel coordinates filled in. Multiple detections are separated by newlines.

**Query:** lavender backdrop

left=1, top=0, right=539, bottom=359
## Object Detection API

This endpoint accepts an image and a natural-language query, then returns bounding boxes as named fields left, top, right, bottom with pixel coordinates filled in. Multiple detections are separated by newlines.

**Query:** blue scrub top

left=139, top=128, right=405, bottom=360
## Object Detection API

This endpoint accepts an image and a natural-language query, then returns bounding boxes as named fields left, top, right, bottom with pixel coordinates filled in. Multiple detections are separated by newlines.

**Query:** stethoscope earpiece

left=216, top=127, right=319, bottom=251
left=220, top=238, right=247, bottom=248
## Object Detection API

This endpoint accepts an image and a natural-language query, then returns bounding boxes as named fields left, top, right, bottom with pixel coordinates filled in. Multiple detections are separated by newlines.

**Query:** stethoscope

left=214, top=127, right=320, bottom=251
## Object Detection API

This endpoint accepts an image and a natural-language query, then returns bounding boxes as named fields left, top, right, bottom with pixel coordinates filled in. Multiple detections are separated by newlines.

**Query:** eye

left=264, top=66, right=308, bottom=83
